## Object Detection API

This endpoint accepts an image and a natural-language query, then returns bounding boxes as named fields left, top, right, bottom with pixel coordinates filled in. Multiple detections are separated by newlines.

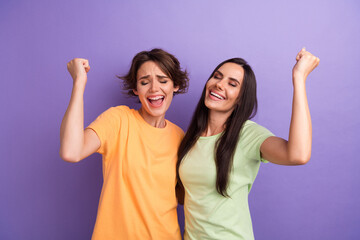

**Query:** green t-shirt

left=179, top=120, right=274, bottom=240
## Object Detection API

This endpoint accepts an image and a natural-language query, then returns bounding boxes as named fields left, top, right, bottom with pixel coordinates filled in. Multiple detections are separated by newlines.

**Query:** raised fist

left=292, top=48, right=320, bottom=82
left=67, top=58, right=90, bottom=85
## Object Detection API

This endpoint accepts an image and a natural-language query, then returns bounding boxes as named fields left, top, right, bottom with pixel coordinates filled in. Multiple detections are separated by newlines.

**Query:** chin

left=204, top=99, right=217, bottom=110
left=147, top=106, right=168, bottom=117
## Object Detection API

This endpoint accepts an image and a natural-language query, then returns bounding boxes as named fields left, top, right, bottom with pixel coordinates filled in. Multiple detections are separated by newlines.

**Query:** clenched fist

left=292, top=48, right=320, bottom=83
left=67, top=58, right=90, bottom=86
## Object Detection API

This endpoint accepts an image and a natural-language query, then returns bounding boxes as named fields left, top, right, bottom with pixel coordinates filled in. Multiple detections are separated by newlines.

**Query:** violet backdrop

left=1, top=0, right=359, bottom=239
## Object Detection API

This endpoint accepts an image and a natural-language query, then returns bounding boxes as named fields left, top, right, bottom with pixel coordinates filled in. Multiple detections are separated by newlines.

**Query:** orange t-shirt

left=86, top=106, right=183, bottom=240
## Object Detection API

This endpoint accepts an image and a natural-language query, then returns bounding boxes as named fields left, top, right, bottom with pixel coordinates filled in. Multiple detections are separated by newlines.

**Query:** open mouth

left=147, top=95, right=164, bottom=107
left=210, top=91, right=225, bottom=100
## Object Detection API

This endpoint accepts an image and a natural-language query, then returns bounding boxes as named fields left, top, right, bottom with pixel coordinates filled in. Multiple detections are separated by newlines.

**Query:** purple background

left=1, top=0, right=359, bottom=239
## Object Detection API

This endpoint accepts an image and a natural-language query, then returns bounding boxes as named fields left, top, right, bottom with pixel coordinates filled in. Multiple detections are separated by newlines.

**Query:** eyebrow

left=138, top=75, right=169, bottom=80
left=138, top=75, right=150, bottom=80
left=215, top=70, right=241, bottom=84
left=156, top=75, right=169, bottom=79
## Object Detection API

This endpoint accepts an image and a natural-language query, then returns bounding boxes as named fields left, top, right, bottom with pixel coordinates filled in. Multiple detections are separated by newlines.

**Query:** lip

left=208, top=90, right=225, bottom=100
left=147, top=95, right=165, bottom=108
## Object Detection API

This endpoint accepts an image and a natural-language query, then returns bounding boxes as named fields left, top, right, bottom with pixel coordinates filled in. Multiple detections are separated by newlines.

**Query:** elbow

left=59, top=150, right=80, bottom=163
left=289, top=153, right=311, bottom=165
left=293, top=157, right=310, bottom=165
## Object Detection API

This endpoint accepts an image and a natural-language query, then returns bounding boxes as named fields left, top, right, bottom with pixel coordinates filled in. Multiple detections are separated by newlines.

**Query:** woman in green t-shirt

left=176, top=48, right=320, bottom=240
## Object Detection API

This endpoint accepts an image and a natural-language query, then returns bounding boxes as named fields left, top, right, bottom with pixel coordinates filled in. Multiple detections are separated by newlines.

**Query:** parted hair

left=120, top=48, right=189, bottom=96
left=176, top=58, right=258, bottom=197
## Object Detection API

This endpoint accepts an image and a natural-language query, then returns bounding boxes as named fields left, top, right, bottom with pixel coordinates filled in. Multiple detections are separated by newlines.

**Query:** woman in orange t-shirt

left=60, top=49, right=189, bottom=239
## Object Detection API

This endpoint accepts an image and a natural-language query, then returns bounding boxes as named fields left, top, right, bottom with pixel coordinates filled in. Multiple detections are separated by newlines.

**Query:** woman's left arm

left=260, top=48, right=320, bottom=165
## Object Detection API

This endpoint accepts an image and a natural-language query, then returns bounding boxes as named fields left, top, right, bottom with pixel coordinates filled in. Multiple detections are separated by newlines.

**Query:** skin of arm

left=59, top=58, right=100, bottom=163
left=260, top=48, right=320, bottom=165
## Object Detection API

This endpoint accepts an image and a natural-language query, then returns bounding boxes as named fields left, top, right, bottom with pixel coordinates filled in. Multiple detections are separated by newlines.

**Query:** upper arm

left=79, top=128, right=101, bottom=161
left=260, top=136, right=303, bottom=166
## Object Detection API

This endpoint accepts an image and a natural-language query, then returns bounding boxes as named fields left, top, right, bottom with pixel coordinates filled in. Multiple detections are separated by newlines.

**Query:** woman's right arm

left=60, top=58, right=100, bottom=163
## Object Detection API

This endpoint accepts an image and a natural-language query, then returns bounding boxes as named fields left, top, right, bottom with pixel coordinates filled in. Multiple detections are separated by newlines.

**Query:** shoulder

left=112, top=105, right=131, bottom=113
left=241, top=120, right=274, bottom=138
left=102, top=105, right=132, bottom=117
left=166, top=120, right=185, bottom=139
left=243, top=120, right=270, bottom=132
left=92, top=105, right=134, bottom=126
left=237, top=120, right=274, bottom=160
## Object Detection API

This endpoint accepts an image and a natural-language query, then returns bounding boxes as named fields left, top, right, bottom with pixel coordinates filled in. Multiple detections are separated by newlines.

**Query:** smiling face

left=133, top=61, right=179, bottom=121
left=204, top=62, right=244, bottom=116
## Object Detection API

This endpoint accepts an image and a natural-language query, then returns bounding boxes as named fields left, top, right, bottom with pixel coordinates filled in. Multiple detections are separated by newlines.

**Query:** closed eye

left=229, top=78, right=240, bottom=87
left=213, top=74, right=222, bottom=80
left=213, top=71, right=223, bottom=80
left=140, top=81, right=149, bottom=86
left=157, top=75, right=170, bottom=84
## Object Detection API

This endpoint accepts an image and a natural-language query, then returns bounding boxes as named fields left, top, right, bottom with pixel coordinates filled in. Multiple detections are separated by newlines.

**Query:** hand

left=67, top=58, right=90, bottom=85
left=292, top=48, right=320, bottom=83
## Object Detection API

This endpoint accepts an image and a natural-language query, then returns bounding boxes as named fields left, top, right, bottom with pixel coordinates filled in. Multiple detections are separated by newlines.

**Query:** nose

left=215, top=79, right=225, bottom=90
left=150, top=80, right=160, bottom=92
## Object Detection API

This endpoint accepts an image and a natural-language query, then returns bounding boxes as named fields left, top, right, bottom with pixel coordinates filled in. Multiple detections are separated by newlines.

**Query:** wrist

left=292, top=78, right=307, bottom=91
left=72, top=80, right=87, bottom=92
left=292, top=74, right=306, bottom=85
left=73, top=76, right=87, bottom=86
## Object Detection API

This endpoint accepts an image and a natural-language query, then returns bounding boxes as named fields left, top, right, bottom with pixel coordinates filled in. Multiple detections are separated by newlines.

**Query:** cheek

left=231, top=88, right=241, bottom=98
left=204, top=82, right=211, bottom=93
left=205, top=80, right=213, bottom=88
left=136, top=89, right=147, bottom=99
left=226, top=90, right=240, bottom=106
left=165, top=84, right=176, bottom=94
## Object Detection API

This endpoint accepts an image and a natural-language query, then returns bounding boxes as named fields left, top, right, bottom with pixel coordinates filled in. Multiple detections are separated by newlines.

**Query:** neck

left=202, top=110, right=232, bottom=136
left=138, top=107, right=166, bottom=128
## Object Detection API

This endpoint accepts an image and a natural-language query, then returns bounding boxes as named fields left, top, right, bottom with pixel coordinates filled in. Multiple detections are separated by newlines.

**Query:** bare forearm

left=287, top=80, right=312, bottom=164
left=60, top=83, right=86, bottom=162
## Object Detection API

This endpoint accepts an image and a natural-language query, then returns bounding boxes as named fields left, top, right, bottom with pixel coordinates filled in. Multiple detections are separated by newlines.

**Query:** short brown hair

left=120, top=48, right=189, bottom=96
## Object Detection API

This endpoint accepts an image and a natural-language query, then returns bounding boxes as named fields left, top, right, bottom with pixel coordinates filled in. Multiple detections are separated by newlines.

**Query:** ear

left=174, top=85, right=180, bottom=93
left=133, top=89, right=138, bottom=95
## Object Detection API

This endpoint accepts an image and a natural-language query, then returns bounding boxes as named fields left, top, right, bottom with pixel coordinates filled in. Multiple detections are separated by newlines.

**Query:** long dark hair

left=176, top=58, right=258, bottom=197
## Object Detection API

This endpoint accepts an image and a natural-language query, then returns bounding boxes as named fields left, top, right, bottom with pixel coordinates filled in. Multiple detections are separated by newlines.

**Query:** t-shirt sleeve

left=86, top=107, right=121, bottom=155
left=244, top=122, right=274, bottom=163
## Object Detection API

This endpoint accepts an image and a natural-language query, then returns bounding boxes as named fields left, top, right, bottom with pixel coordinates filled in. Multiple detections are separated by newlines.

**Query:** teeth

left=210, top=91, right=224, bottom=100
left=148, top=96, right=164, bottom=100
